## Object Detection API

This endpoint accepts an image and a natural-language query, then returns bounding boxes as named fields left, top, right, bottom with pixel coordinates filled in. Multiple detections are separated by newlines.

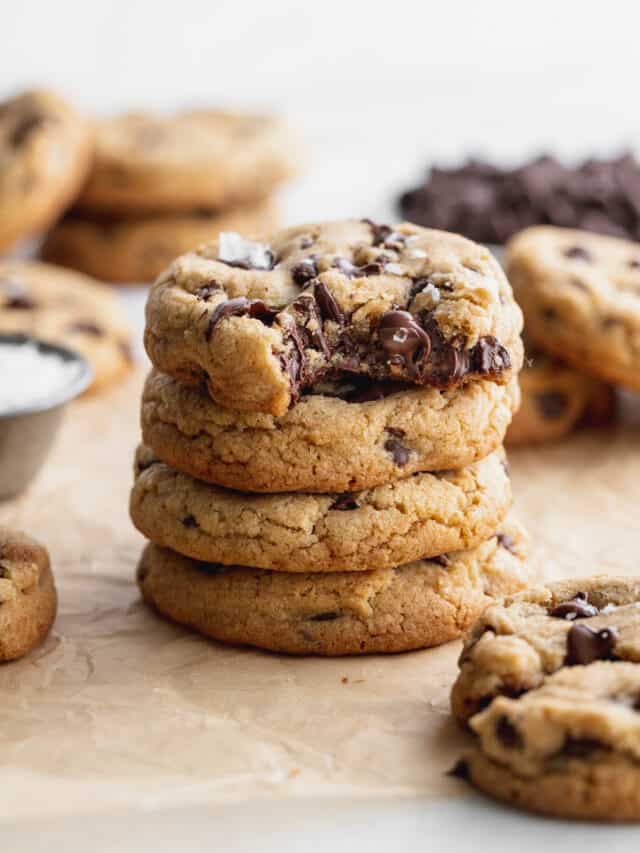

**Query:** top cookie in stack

left=41, top=109, right=300, bottom=283
left=132, top=219, right=530, bottom=655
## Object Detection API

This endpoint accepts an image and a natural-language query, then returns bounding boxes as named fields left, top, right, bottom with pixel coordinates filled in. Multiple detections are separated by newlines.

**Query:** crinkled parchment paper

left=1, top=369, right=639, bottom=824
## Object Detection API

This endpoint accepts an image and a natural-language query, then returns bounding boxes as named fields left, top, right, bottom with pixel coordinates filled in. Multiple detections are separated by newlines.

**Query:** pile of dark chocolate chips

left=398, top=152, right=640, bottom=245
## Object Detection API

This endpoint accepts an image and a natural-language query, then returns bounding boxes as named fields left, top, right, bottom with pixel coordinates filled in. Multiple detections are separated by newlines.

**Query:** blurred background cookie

left=0, top=260, right=132, bottom=393
left=0, top=89, right=92, bottom=253
left=40, top=198, right=278, bottom=284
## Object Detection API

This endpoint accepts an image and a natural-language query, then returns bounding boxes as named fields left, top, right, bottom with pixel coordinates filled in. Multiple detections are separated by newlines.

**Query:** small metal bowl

left=0, top=334, right=92, bottom=500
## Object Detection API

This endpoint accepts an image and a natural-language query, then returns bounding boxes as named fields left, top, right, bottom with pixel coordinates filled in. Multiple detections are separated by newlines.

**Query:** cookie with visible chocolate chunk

left=506, top=226, right=640, bottom=391
left=130, top=445, right=512, bottom=572
left=76, top=109, right=300, bottom=215
left=145, top=219, right=524, bottom=416
left=136, top=520, right=531, bottom=656
left=40, top=198, right=278, bottom=284
left=0, top=526, right=57, bottom=661
left=451, top=576, right=640, bottom=724
left=462, top=661, right=640, bottom=821
left=0, top=89, right=92, bottom=252
left=141, top=369, right=519, bottom=494
left=0, top=260, right=132, bottom=393
left=506, top=348, right=615, bottom=446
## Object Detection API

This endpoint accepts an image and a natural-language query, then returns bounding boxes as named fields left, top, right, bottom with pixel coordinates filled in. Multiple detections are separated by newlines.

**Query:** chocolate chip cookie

left=40, top=198, right=278, bottom=284
left=506, top=349, right=614, bottom=446
left=136, top=521, right=530, bottom=655
left=145, top=219, right=524, bottom=416
left=0, top=89, right=92, bottom=252
left=141, top=369, right=519, bottom=494
left=130, top=446, right=511, bottom=572
left=0, top=260, right=133, bottom=393
left=462, top=661, right=640, bottom=820
left=451, top=576, right=640, bottom=724
left=0, top=526, right=57, bottom=661
left=76, top=109, right=300, bottom=215
left=506, top=226, right=640, bottom=391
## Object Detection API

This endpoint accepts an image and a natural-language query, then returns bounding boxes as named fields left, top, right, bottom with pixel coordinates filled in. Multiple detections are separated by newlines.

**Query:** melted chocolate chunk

left=195, top=281, right=221, bottom=301
left=384, top=434, right=411, bottom=466
left=206, top=297, right=278, bottom=341
left=308, top=612, right=340, bottom=622
left=446, top=759, right=469, bottom=780
left=536, top=390, right=568, bottom=420
left=495, top=715, right=523, bottom=749
left=496, top=533, right=517, bottom=554
left=334, top=258, right=384, bottom=278
left=470, top=337, right=511, bottom=375
left=378, top=310, right=431, bottom=363
left=314, top=281, right=344, bottom=323
left=330, top=494, right=360, bottom=511
left=181, top=514, right=198, bottom=528
left=566, top=624, right=618, bottom=666
left=564, top=246, right=592, bottom=262
left=550, top=591, right=598, bottom=620
left=69, top=322, right=103, bottom=337
left=10, top=112, right=46, bottom=147
left=337, top=379, right=409, bottom=403
left=291, top=257, right=318, bottom=286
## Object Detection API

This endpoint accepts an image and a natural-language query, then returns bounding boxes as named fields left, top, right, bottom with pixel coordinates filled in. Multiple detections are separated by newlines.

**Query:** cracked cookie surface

left=145, top=219, right=523, bottom=416
left=451, top=576, right=640, bottom=724
left=41, top=198, right=278, bottom=284
left=0, top=260, right=133, bottom=393
left=136, top=521, right=530, bottom=655
left=0, top=526, right=57, bottom=661
left=507, top=225, right=640, bottom=391
left=130, top=446, right=511, bottom=573
left=141, top=369, right=519, bottom=493
left=506, top=348, right=614, bottom=446
left=76, top=109, right=300, bottom=215
left=0, top=89, right=92, bottom=252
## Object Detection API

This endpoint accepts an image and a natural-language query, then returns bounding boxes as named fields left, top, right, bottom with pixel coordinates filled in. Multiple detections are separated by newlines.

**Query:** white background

left=4, top=3, right=640, bottom=848
left=3, top=0, right=640, bottom=224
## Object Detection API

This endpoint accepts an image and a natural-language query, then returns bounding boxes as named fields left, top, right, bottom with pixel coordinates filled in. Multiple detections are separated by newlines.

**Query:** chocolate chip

left=2, top=283, right=35, bottom=309
left=432, top=554, right=451, bottom=567
left=69, top=322, right=104, bottom=336
left=330, top=495, right=360, bottom=511
left=565, top=624, right=618, bottom=666
left=291, top=258, right=318, bottom=286
left=446, top=759, right=469, bottom=780
left=550, top=592, right=598, bottom=620
left=333, top=258, right=384, bottom=278
left=495, top=715, right=523, bottom=749
left=471, top=337, right=511, bottom=375
left=496, top=533, right=517, bottom=554
left=536, top=390, right=568, bottom=419
left=384, top=435, right=411, bottom=466
left=206, top=297, right=277, bottom=341
left=10, top=112, right=46, bottom=147
left=314, top=281, right=344, bottom=323
left=181, top=514, right=198, bottom=528
left=564, top=246, right=592, bottom=262
left=378, top=310, right=431, bottom=363
left=308, top=612, right=340, bottom=622
left=363, top=219, right=393, bottom=246
left=195, top=281, right=221, bottom=301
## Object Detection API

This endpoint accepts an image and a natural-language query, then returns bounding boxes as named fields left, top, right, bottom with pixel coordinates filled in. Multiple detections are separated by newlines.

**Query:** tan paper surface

left=1, top=370, right=639, bottom=824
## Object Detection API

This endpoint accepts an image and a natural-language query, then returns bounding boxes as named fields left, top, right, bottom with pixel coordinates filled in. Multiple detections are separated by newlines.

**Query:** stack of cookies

left=40, top=108, right=299, bottom=283
left=131, top=219, right=531, bottom=655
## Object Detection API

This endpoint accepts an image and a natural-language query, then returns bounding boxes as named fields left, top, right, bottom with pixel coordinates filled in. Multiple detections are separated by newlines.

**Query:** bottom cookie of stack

left=136, top=522, right=531, bottom=656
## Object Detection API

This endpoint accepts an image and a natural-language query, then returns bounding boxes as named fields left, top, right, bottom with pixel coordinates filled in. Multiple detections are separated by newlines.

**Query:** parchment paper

left=1, top=369, right=639, bottom=824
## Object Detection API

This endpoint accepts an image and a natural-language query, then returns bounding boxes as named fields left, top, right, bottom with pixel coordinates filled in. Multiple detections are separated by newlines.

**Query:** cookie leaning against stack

left=132, top=219, right=531, bottom=655
left=41, top=109, right=299, bottom=283
left=450, top=577, right=640, bottom=821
